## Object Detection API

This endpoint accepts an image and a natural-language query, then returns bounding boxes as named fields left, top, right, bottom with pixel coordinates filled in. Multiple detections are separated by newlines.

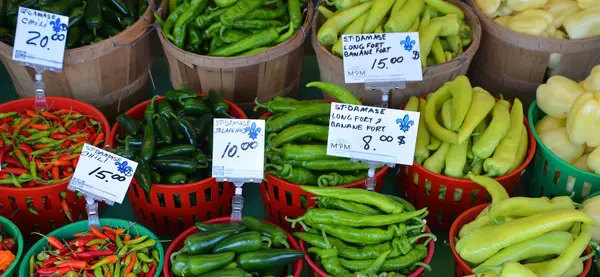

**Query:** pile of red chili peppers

left=0, top=108, right=105, bottom=188
left=31, top=225, right=159, bottom=277
left=0, top=224, right=17, bottom=274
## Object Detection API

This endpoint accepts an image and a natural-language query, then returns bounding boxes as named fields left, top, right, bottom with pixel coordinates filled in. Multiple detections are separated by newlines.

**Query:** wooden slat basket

left=466, top=0, right=600, bottom=106
left=0, top=5, right=154, bottom=122
left=312, top=0, right=481, bottom=107
left=156, top=0, right=314, bottom=109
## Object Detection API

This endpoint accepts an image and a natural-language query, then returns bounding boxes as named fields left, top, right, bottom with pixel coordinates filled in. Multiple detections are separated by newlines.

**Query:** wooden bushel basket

left=156, top=0, right=314, bottom=109
left=466, top=0, right=600, bottom=106
left=311, top=0, right=481, bottom=107
left=0, top=6, right=154, bottom=122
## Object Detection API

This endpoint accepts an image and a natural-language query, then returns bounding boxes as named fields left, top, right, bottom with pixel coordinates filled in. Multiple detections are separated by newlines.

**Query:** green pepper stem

left=412, top=262, right=432, bottom=272
left=284, top=216, right=310, bottom=231
left=320, top=229, right=331, bottom=249
left=267, top=133, right=283, bottom=152
left=169, top=246, right=188, bottom=265
left=261, top=236, right=272, bottom=248
left=580, top=250, right=595, bottom=262
left=409, top=233, right=437, bottom=244
left=265, top=163, right=283, bottom=172
left=253, top=98, right=269, bottom=112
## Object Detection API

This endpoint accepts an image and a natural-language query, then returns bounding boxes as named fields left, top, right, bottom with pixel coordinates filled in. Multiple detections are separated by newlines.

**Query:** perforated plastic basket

left=528, top=101, right=600, bottom=203
left=0, top=216, right=23, bottom=277
left=398, top=100, right=535, bottom=230
left=0, top=97, right=110, bottom=238
left=299, top=225, right=435, bottom=277
left=110, top=94, right=246, bottom=236
left=449, top=204, right=593, bottom=277
left=163, top=217, right=303, bottom=277
left=18, top=218, right=164, bottom=277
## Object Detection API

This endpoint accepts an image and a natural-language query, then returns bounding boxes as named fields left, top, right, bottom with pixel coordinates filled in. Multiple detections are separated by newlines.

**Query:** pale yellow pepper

left=507, top=9, right=554, bottom=36
left=566, top=92, right=600, bottom=147
left=563, top=8, right=600, bottom=39
left=583, top=65, right=600, bottom=92
left=576, top=0, right=600, bottom=9
left=572, top=154, right=592, bottom=171
left=589, top=146, right=600, bottom=174
left=477, top=0, right=502, bottom=17
left=507, top=0, right=548, bottom=11
left=539, top=127, right=585, bottom=163
left=544, top=0, right=580, bottom=27
left=535, top=115, right=566, bottom=133
left=494, top=15, right=512, bottom=26
left=536, top=75, right=584, bottom=119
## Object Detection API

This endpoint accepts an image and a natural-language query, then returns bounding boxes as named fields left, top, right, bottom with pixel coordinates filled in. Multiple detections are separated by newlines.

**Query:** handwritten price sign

left=68, top=144, right=138, bottom=204
left=327, top=103, right=420, bottom=165
left=12, top=7, right=68, bottom=70
left=342, top=33, right=422, bottom=84
left=212, top=119, right=265, bottom=180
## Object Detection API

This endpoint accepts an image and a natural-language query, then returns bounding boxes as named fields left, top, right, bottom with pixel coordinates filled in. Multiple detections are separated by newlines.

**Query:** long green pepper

left=173, top=0, right=208, bottom=47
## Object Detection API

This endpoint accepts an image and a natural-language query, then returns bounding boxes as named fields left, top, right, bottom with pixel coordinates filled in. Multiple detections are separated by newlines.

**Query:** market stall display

left=0, top=216, right=23, bottom=277
left=466, top=0, right=600, bottom=106
left=449, top=175, right=594, bottom=277
left=110, top=90, right=247, bottom=236
left=293, top=186, right=435, bottom=277
left=256, top=82, right=388, bottom=231
left=156, top=0, right=314, bottom=109
left=0, top=97, right=110, bottom=237
left=19, top=218, right=164, bottom=277
left=164, top=216, right=303, bottom=277
left=398, top=76, right=535, bottom=230
left=0, top=1, right=154, bottom=122
left=529, top=65, right=600, bottom=202
left=311, top=0, right=481, bottom=106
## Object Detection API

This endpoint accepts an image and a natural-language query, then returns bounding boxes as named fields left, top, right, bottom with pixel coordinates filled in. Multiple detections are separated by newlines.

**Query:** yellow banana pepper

left=494, top=15, right=512, bottom=26
left=491, top=2, right=515, bottom=17
left=536, top=75, right=584, bottom=119
left=445, top=137, right=470, bottom=178
left=507, top=0, right=548, bottom=11
left=535, top=115, right=566, bottom=133
left=472, top=100, right=511, bottom=160
left=566, top=92, right=600, bottom=147
left=405, top=96, right=420, bottom=112
left=572, top=154, right=591, bottom=172
left=441, top=98, right=453, bottom=129
left=509, top=123, right=528, bottom=172
left=583, top=65, right=600, bottom=93
left=476, top=0, right=502, bottom=17
left=576, top=0, right=600, bottom=9
left=563, top=8, right=600, bottom=39
left=423, top=141, right=451, bottom=174
left=449, top=75, right=473, bottom=131
left=415, top=98, right=431, bottom=165
left=544, top=0, right=580, bottom=27
left=483, top=99, right=524, bottom=177
left=507, top=9, right=554, bottom=36
left=539, top=127, right=585, bottom=163
left=457, top=87, right=495, bottom=145
left=588, top=146, right=600, bottom=174
left=585, top=144, right=596, bottom=154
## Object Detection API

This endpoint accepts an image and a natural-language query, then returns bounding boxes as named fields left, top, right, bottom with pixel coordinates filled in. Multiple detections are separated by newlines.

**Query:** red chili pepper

left=13, top=118, right=31, bottom=136
left=0, top=238, right=16, bottom=253
left=0, top=146, right=9, bottom=166
left=86, top=272, right=95, bottom=277
left=75, top=136, right=87, bottom=143
left=41, top=111, right=60, bottom=121
left=69, top=236, right=95, bottom=247
left=65, top=127, right=85, bottom=134
left=102, top=226, right=124, bottom=235
left=53, top=160, right=72, bottom=167
left=59, top=154, right=79, bottom=161
left=0, top=123, right=7, bottom=132
left=73, top=232, right=94, bottom=237
left=39, top=170, right=49, bottom=180
left=55, top=260, right=87, bottom=269
left=44, top=164, right=54, bottom=172
left=45, top=236, right=64, bottom=249
left=72, top=158, right=79, bottom=168
left=36, top=267, right=71, bottom=275
left=104, top=231, right=116, bottom=242
left=25, top=180, right=37, bottom=187
left=124, top=253, right=136, bottom=275
left=90, top=225, right=108, bottom=239
left=26, top=109, right=38, bottom=118
left=1, top=167, right=29, bottom=175
left=61, top=198, right=73, bottom=222
left=29, top=123, right=49, bottom=131
left=106, top=244, right=117, bottom=252
left=147, top=262, right=157, bottom=277
left=50, top=133, right=68, bottom=140
left=61, top=140, right=72, bottom=148
left=124, top=234, right=131, bottom=241
left=74, top=250, right=113, bottom=259
left=88, top=245, right=101, bottom=250
left=42, top=257, right=58, bottom=268
left=93, top=133, right=105, bottom=146
left=19, top=144, right=33, bottom=159
left=52, top=166, right=60, bottom=181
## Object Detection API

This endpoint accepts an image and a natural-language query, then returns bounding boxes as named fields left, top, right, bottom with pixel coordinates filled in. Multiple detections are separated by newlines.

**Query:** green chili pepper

left=247, top=4, right=287, bottom=19
left=140, top=123, right=155, bottom=162
left=284, top=159, right=372, bottom=171
left=209, top=36, right=226, bottom=53
left=230, top=19, right=283, bottom=30
left=280, top=144, right=338, bottom=161
left=237, top=249, right=303, bottom=273
left=103, top=4, right=125, bottom=26
left=172, top=116, right=197, bottom=145
left=108, top=0, right=129, bottom=15
left=266, top=103, right=331, bottom=133
left=210, top=25, right=286, bottom=56
left=186, top=24, right=203, bottom=53
left=239, top=47, right=269, bottom=56
left=385, top=195, right=416, bottom=212
left=195, top=8, right=225, bottom=29
left=208, top=89, right=232, bottom=118
left=306, top=82, right=361, bottom=105
left=220, top=29, right=251, bottom=44
left=308, top=247, right=353, bottom=277
left=80, top=33, right=94, bottom=45
left=219, top=0, right=267, bottom=27
left=169, top=0, right=182, bottom=14
left=86, top=0, right=104, bottom=35
left=340, top=244, right=429, bottom=272
left=164, top=3, right=189, bottom=40
left=117, top=114, right=140, bottom=136
left=288, top=208, right=427, bottom=228
left=275, top=22, right=294, bottom=44
left=198, top=268, right=252, bottom=277
left=41, top=0, right=82, bottom=15
left=297, top=232, right=400, bottom=260
left=173, top=0, right=209, bottom=47
left=266, top=163, right=318, bottom=185
left=181, top=97, right=211, bottom=115
left=314, top=197, right=380, bottom=215
left=215, top=0, right=236, bottom=7
left=68, top=6, right=86, bottom=28
left=135, top=159, right=153, bottom=192
left=153, top=156, right=207, bottom=173
left=266, top=124, right=328, bottom=150
left=153, top=115, right=173, bottom=144
left=242, top=216, right=290, bottom=248
left=65, top=26, right=81, bottom=48
left=191, top=113, right=214, bottom=142
left=317, top=172, right=368, bottom=187
left=311, top=223, right=420, bottom=245
left=213, top=231, right=271, bottom=254
left=287, top=0, right=301, bottom=28
left=177, top=226, right=247, bottom=255
left=165, top=172, right=187, bottom=184
left=302, top=185, right=404, bottom=215
left=171, top=253, right=236, bottom=277
left=195, top=221, right=245, bottom=232
left=155, top=145, right=196, bottom=158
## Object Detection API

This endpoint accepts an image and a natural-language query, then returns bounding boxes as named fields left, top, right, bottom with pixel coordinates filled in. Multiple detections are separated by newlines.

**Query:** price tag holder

left=327, top=103, right=420, bottom=166
left=68, top=144, right=138, bottom=227
left=12, top=7, right=68, bottom=71
left=342, top=33, right=422, bottom=84
left=212, top=119, right=265, bottom=222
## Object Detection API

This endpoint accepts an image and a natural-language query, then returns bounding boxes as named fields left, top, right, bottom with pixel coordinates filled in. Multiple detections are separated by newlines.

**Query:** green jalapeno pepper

left=135, top=159, right=152, bottom=192
left=208, top=89, right=232, bottom=118
left=195, top=221, right=245, bottom=232
left=66, top=26, right=82, bottom=48
left=177, top=226, right=247, bottom=255
left=164, top=2, right=189, bottom=40
left=68, top=6, right=85, bottom=28
left=198, top=268, right=252, bottom=277
left=173, top=0, right=209, bottom=47
left=314, top=196, right=381, bottom=215
left=85, top=0, right=103, bottom=35
left=242, top=216, right=290, bottom=248
left=237, top=249, right=303, bottom=273
left=213, top=231, right=271, bottom=254
left=153, top=114, right=173, bottom=144
left=166, top=172, right=187, bottom=184
left=155, top=144, right=197, bottom=158
left=171, top=252, right=235, bottom=277
left=152, top=156, right=207, bottom=173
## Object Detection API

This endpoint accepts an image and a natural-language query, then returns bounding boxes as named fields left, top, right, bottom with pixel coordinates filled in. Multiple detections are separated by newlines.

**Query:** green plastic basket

left=528, top=101, right=600, bottom=203
left=0, top=216, right=23, bottom=277
left=18, top=219, right=164, bottom=277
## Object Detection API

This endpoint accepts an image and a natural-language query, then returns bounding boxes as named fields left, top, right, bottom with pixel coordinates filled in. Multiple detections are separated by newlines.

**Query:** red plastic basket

left=300, top=225, right=435, bottom=277
left=261, top=169, right=388, bottom=233
left=398, top=115, right=536, bottom=231
left=450, top=204, right=592, bottom=277
left=109, top=94, right=246, bottom=236
left=0, top=97, right=110, bottom=238
left=163, top=217, right=303, bottom=277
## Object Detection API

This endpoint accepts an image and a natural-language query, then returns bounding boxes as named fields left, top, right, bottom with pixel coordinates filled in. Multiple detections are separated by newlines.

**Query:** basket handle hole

left=285, top=191, right=293, bottom=207
left=49, top=219, right=55, bottom=231
left=132, top=182, right=140, bottom=198
left=543, top=160, right=549, bottom=177
left=163, top=216, right=171, bottom=229
left=173, top=194, right=182, bottom=208
left=553, top=170, right=561, bottom=185
left=189, top=192, right=198, bottom=207
left=219, top=204, right=224, bottom=217
left=42, top=196, right=51, bottom=211
left=300, top=194, right=307, bottom=210
left=140, top=208, right=147, bottom=220
left=582, top=182, right=592, bottom=198
left=151, top=212, right=158, bottom=225
left=192, top=215, right=198, bottom=223
left=157, top=193, right=166, bottom=207
left=177, top=217, right=184, bottom=230
left=206, top=211, right=212, bottom=220
left=218, top=182, right=225, bottom=196
left=273, top=185, right=280, bottom=201
left=205, top=187, right=212, bottom=203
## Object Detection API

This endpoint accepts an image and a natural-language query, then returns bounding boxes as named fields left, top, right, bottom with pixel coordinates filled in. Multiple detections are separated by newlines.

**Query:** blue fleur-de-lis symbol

left=400, top=36, right=416, bottom=52
left=115, top=161, right=133, bottom=177
left=244, top=122, right=261, bottom=140
left=396, top=115, right=414, bottom=133
left=50, top=18, right=67, bottom=34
